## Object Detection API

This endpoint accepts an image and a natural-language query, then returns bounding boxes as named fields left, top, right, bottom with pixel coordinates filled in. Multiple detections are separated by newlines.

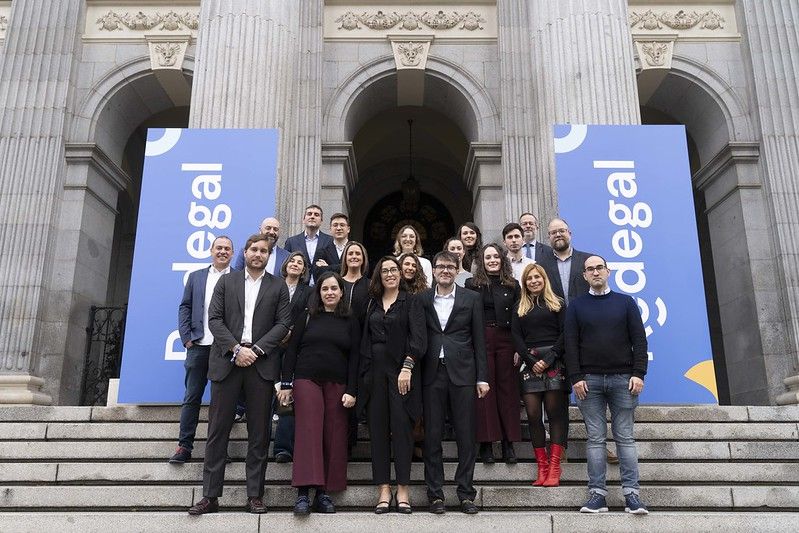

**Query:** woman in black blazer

left=340, top=241, right=370, bottom=326
left=465, top=243, right=522, bottom=464
left=360, top=256, right=426, bottom=514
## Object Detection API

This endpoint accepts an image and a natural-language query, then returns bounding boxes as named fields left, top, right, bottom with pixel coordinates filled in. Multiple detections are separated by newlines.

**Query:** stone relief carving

left=641, top=41, right=670, bottom=67
left=397, top=41, right=425, bottom=66
left=629, top=9, right=725, bottom=31
left=335, top=10, right=485, bottom=32
left=96, top=10, right=199, bottom=32
left=155, top=42, right=182, bottom=67
left=0, top=15, right=7, bottom=33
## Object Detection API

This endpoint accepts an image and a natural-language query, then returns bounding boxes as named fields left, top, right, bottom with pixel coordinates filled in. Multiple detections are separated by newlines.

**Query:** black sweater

left=511, top=302, right=565, bottom=368
left=282, top=311, right=361, bottom=396
left=564, top=291, right=648, bottom=385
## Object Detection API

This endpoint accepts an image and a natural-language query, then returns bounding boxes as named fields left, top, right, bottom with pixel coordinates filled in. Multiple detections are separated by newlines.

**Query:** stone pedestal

left=740, top=0, right=799, bottom=403
left=0, top=0, right=85, bottom=405
left=528, top=0, right=640, bottom=221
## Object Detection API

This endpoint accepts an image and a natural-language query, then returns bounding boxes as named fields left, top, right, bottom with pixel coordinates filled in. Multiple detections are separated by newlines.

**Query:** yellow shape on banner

left=684, top=360, right=718, bottom=402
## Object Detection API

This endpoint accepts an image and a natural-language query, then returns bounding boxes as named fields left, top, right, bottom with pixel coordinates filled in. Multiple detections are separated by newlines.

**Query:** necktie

left=525, top=243, right=533, bottom=259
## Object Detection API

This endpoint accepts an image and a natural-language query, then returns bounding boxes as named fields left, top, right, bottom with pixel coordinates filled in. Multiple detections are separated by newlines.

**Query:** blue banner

left=554, top=124, right=716, bottom=404
left=118, top=128, right=279, bottom=403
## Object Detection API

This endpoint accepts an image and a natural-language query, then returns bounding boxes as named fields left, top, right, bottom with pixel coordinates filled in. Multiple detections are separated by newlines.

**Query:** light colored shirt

left=287, top=282, right=298, bottom=301
left=433, top=285, right=456, bottom=359
left=266, top=250, right=277, bottom=276
left=454, top=270, right=473, bottom=287
left=197, top=265, right=230, bottom=346
left=335, top=239, right=348, bottom=259
left=555, top=249, right=574, bottom=303
left=305, top=232, right=319, bottom=285
left=241, top=269, right=266, bottom=343
left=589, top=286, right=611, bottom=296
left=508, top=254, right=535, bottom=284
left=523, top=240, right=537, bottom=260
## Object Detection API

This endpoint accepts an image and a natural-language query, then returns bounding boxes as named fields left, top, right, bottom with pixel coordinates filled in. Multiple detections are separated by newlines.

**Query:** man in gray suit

left=188, top=234, right=292, bottom=515
left=537, top=218, right=593, bottom=305
left=171, top=235, right=233, bottom=464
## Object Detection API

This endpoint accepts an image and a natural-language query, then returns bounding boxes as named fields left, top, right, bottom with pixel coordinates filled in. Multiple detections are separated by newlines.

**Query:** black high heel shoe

left=395, top=491, right=412, bottom=515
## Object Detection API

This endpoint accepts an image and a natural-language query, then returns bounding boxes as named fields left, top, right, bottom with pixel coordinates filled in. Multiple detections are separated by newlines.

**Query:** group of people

left=174, top=204, right=650, bottom=517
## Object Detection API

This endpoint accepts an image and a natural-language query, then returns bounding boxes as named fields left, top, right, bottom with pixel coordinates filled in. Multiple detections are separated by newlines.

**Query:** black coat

left=464, top=277, right=520, bottom=329
left=537, top=248, right=594, bottom=304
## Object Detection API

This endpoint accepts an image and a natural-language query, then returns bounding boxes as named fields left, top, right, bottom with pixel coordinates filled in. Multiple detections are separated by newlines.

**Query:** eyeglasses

left=380, top=267, right=399, bottom=275
left=548, top=228, right=569, bottom=236
left=434, top=265, right=458, bottom=272
left=584, top=265, right=607, bottom=274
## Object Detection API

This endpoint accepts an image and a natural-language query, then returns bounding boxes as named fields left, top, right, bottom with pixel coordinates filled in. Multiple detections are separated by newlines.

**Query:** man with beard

left=171, top=236, right=234, bottom=464
left=537, top=218, right=593, bottom=305
left=284, top=204, right=333, bottom=285
left=519, top=212, right=553, bottom=263
left=233, top=217, right=289, bottom=277
left=188, top=234, right=291, bottom=515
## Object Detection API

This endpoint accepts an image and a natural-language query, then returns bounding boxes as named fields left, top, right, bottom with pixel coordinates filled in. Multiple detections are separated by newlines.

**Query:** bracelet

left=400, top=368, right=412, bottom=373
left=280, top=381, right=293, bottom=390
left=230, top=344, right=242, bottom=362
left=402, top=356, right=415, bottom=370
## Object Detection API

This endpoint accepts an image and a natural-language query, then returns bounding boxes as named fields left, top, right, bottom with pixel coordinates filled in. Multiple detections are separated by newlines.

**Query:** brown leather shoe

left=188, top=497, right=218, bottom=515
left=246, top=496, right=268, bottom=514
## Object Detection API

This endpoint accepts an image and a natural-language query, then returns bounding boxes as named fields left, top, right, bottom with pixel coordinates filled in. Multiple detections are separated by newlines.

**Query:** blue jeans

left=178, top=344, right=210, bottom=451
left=577, top=373, right=640, bottom=496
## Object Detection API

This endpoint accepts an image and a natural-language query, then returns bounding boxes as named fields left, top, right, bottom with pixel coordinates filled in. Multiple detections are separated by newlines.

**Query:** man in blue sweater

left=564, top=255, right=649, bottom=515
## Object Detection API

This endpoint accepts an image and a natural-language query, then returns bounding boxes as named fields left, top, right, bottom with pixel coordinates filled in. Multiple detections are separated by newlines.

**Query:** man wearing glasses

left=416, top=251, right=489, bottom=515
left=538, top=218, right=593, bottom=304
left=564, top=256, right=649, bottom=515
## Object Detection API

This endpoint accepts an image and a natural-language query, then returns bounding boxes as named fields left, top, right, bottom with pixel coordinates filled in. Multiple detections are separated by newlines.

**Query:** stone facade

left=0, top=0, right=797, bottom=406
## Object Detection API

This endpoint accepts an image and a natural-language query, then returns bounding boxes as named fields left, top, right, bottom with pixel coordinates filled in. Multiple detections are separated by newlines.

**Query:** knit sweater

left=563, top=291, right=648, bottom=385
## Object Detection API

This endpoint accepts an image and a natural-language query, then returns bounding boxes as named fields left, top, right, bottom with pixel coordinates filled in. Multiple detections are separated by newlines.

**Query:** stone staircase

left=1, top=404, right=798, bottom=532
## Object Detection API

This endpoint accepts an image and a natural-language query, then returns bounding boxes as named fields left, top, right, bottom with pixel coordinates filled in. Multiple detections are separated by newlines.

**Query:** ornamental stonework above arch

left=627, top=1, right=739, bottom=42
left=84, top=2, right=200, bottom=42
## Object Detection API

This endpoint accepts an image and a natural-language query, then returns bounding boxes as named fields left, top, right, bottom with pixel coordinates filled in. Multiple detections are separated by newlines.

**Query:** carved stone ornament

left=641, top=41, right=670, bottom=67
left=336, top=10, right=485, bottom=32
left=629, top=9, right=725, bottom=31
left=0, top=15, right=7, bottom=33
left=97, top=10, right=200, bottom=32
left=155, top=42, right=182, bottom=67
left=390, top=37, right=432, bottom=71
left=397, top=42, right=425, bottom=66
left=146, top=36, right=189, bottom=71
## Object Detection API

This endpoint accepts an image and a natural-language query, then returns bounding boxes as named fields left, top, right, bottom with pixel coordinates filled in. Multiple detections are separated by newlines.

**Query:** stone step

left=1, top=511, right=797, bottom=533
left=3, top=421, right=796, bottom=441
left=2, top=461, right=797, bottom=485
left=1, top=484, right=797, bottom=510
left=2, top=439, right=797, bottom=461
left=3, top=405, right=798, bottom=423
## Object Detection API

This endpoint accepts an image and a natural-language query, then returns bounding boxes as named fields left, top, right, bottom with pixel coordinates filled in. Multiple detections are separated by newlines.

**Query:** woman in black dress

left=278, top=272, right=360, bottom=514
left=360, top=256, right=426, bottom=514
left=511, top=263, right=568, bottom=487
left=340, top=241, right=370, bottom=326
left=465, top=243, right=521, bottom=464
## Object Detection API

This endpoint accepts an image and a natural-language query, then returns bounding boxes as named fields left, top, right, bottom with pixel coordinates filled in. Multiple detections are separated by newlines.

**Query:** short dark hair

left=304, top=204, right=323, bottom=216
left=433, top=250, right=459, bottom=267
left=330, top=213, right=349, bottom=223
left=584, top=255, right=608, bottom=270
left=368, top=256, right=402, bottom=298
left=309, top=271, right=350, bottom=317
left=212, top=235, right=233, bottom=250
left=519, top=212, right=538, bottom=222
left=280, top=251, right=309, bottom=283
left=244, top=233, right=270, bottom=252
left=502, top=223, right=524, bottom=239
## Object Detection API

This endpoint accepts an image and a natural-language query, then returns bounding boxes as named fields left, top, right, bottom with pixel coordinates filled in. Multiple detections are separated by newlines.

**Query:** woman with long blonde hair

left=511, top=263, right=568, bottom=487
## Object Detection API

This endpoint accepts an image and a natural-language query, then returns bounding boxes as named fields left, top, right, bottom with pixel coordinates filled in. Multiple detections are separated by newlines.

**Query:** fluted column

left=497, top=0, right=538, bottom=225
left=0, top=0, right=84, bottom=404
left=529, top=0, right=640, bottom=219
left=190, top=0, right=300, bottom=225
left=740, top=1, right=799, bottom=404
left=289, top=0, right=323, bottom=233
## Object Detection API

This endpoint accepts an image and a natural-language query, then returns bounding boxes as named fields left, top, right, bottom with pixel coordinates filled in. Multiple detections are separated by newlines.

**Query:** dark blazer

left=232, top=245, right=290, bottom=277
left=415, top=286, right=488, bottom=387
left=359, top=292, right=427, bottom=420
left=344, top=276, right=370, bottom=327
left=537, top=247, right=593, bottom=304
left=284, top=231, right=333, bottom=266
left=313, top=240, right=345, bottom=279
left=521, top=240, right=553, bottom=263
left=178, top=266, right=210, bottom=345
left=464, top=277, right=521, bottom=329
left=207, top=270, right=292, bottom=382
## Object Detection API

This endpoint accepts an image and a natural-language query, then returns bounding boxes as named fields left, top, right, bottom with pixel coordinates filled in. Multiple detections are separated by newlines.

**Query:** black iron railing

left=79, top=305, right=127, bottom=406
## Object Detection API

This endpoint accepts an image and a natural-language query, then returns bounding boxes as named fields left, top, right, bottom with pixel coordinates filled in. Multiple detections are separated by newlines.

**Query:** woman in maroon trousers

left=465, top=243, right=521, bottom=463
left=278, top=271, right=360, bottom=515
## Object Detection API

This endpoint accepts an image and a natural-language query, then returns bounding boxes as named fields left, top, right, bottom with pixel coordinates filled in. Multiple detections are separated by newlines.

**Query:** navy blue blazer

left=178, top=266, right=210, bottom=346
left=537, top=247, right=594, bottom=304
left=284, top=231, right=333, bottom=281
left=232, top=244, right=290, bottom=277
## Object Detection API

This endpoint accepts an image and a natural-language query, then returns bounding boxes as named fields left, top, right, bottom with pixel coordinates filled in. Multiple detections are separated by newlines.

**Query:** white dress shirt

left=508, top=254, right=535, bottom=284
left=197, top=265, right=230, bottom=346
left=266, top=251, right=277, bottom=276
left=433, top=285, right=456, bottom=358
left=241, top=269, right=265, bottom=344
left=523, top=240, right=537, bottom=260
left=589, top=286, right=611, bottom=296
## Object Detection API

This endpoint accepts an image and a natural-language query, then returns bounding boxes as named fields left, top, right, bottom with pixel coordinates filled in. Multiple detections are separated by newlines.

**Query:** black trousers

left=203, top=365, right=274, bottom=498
left=423, top=363, right=477, bottom=503
left=369, top=345, right=414, bottom=485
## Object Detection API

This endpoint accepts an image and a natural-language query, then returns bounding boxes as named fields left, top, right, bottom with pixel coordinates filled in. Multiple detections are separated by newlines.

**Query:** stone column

left=189, top=0, right=301, bottom=228
left=739, top=0, right=799, bottom=404
left=0, top=0, right=84, bottom=404
left=528, top=0, right=640, bottom=221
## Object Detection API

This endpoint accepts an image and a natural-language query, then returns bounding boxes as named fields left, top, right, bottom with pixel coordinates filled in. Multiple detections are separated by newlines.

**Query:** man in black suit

left=519, top=212, right=553, bottom=262
left=283, top=204, right=333, bottom=284
left=537, top=218, right=593, bottom=305
left=312, top=212, right=350, bottom=278
left=188, top=234, right=292, bottom=516
left=416, top=251, right=489, bottom=515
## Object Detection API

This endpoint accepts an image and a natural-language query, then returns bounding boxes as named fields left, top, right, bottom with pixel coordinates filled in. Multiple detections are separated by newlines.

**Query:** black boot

left=501, top=440, right=517, bottom=464
left=479, top=442, right=495, bottom=464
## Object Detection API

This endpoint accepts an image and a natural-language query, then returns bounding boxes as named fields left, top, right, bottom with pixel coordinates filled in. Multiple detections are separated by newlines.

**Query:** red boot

left=532, top=447, right=549, bottom=486
left=543, top=444, right=564, bottom=487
